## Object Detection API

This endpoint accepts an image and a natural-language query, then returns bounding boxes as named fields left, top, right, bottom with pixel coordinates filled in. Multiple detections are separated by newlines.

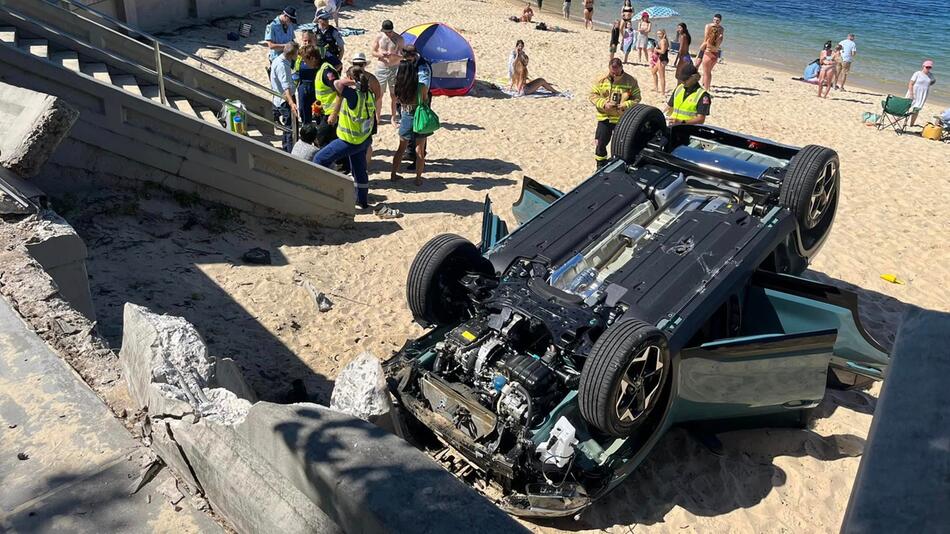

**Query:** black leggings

left=595, top=119, right=616, bottom=165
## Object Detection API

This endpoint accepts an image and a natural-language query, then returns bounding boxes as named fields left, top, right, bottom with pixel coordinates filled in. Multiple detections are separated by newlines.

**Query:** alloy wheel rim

left=615, top=344, right=664, bottom=424
left=807, top=161, right=837, bottom=228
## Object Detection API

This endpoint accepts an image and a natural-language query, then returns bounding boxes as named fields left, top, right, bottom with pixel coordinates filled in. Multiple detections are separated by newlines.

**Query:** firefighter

left=589, top=57, right=641, bottom=168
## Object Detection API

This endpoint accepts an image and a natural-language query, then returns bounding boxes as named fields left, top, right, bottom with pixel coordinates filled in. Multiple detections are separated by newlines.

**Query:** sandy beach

left=42, top=0, right=949, bottom=531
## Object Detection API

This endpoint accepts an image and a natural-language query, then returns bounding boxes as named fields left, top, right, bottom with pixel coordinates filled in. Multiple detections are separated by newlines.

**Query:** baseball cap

left=381, top=20, right=394, bottom=31
left=315, top=11, right=331, bottom=21
left=351, top=52, right=368, bottom=65
left=282, top=6, right=297, bottom=22
left=923, top=60, right=934, bottom=68
left=676, top=62, right=698, bottom=82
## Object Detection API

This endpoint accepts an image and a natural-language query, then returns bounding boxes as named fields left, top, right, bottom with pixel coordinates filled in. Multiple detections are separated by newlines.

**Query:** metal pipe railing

left=51, top=0, right=297, bottom=141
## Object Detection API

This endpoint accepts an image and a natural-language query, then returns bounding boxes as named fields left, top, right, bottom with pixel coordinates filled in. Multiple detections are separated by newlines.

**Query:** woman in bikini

left=698, top=22, right=723, bottom=90
left=510, top=47, right=560, bottom=96
left=620, top=0, right=634, bottom=23
left=635, top=12, right=652, bottom=64
left=583, top=0, right=594, bottom=30
left=673, top=22, right=691, bottom=68
left=651, top=29, right=670, bottom=94
left=817, top=41, right=836, bottom=98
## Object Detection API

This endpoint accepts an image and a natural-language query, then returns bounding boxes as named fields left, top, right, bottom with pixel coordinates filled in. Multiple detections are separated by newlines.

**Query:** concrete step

left=18, top=38, right=48, bottom=59
left=0, top=27, right=15, bottom=44
left=81, top=62, right=112, bottom=84
left=50, top=51, right=80, bottom=72
left=169, top=97, right=196, bottom=117
left=139, top=85, right=164, bottom=103
left=110, top=74, right=142, bottom=96
left=194, top=106, right=220, bottom=124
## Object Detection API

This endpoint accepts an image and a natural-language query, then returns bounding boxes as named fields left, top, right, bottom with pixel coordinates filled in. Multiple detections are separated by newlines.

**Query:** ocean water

left=583, top=0, right=950, bottom=104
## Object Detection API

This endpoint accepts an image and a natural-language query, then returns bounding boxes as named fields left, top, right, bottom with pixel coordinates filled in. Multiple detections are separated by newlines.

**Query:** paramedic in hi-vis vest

left=313, top=66, right=377, bottom=210
left=665, top=62, right=711, bottom=126
left=589, top=58, right=641, bottom=168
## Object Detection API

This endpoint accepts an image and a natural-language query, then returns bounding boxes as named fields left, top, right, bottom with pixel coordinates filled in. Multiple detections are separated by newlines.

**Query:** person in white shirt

left=837, top=34, right=857, bottom=91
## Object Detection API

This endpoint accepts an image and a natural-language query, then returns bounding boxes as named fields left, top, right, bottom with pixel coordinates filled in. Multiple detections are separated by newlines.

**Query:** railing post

left=154, top=41, right=167, bottom=105
left=292, top=111, right=298, bottom=144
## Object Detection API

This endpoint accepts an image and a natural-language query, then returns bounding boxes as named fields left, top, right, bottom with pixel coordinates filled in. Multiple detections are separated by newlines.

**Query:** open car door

left=481, top=177, right=565, bottom=253
left=673, top=271, right=888, bottom=423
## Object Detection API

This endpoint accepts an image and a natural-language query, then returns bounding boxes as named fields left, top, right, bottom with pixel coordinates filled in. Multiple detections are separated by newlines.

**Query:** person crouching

left=313, top=66, right=377, bottom=210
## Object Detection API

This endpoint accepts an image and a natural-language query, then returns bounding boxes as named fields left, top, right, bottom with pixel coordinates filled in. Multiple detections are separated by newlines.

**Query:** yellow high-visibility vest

left=314, top=62, right=338, bottom=116
left=670, top=84, right=707, bottom=122
left=336, top=90, right=376, bottom=145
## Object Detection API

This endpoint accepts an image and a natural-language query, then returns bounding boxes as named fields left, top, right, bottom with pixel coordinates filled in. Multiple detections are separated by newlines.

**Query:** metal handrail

left=50, top=0, right=297, bottom=139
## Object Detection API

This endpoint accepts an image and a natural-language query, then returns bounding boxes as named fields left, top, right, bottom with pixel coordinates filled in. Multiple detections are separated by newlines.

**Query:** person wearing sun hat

left=907, top=60, right=936, bottom=127
left=264, top=6, right=298, bottom=63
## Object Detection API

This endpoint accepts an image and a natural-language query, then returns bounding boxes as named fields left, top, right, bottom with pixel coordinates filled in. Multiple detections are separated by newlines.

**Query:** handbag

left=412, top=91, right=441, bottom=135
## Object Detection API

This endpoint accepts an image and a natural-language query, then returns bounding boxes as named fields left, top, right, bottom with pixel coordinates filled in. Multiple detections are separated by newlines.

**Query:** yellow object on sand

left=922, top=123, right=943, bottom=140
left=880, top=274, right=903, bottom=284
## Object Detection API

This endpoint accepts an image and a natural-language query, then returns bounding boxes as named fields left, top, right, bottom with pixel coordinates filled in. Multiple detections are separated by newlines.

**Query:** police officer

left=264, top=6, right=297, bottom=70
left=665, top=62, right=711, bottom=125
left=588, top=58, right=641, bottom=168
left=315, top=11, right=345, bottom=59
left=313, top=66, right=377, bottom=209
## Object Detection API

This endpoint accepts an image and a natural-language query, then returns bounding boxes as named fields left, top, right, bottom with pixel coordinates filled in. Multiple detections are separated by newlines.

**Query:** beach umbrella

left=640, top=6, right=679, bottom=19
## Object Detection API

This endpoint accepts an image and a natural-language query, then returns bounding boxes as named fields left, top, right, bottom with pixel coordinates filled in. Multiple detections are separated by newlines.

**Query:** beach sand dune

left=62, top=0, right=948, bottom=531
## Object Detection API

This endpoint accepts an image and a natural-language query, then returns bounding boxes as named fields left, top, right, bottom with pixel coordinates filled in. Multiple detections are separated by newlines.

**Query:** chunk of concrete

left=0, top=80, right=79, bottom=177
left=214, top=357, right=258, bottom=403
left=168, top=417, right=342, bottom=534
left=16, top=209, right=96, bottom=321
left=237, top=402, right=529, bottom=533
left=118, top=303, right=250, bottom=424
left=330, top=352, right=391, bottom=421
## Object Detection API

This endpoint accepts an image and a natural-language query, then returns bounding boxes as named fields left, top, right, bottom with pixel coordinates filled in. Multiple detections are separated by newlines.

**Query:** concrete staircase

left=0, top=1, right=354, bottom=224
left=1, top=23, right=284, bottom=149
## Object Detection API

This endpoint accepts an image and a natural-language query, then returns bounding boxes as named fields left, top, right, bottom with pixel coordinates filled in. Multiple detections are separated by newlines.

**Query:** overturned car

left=384, top=105, right=888, bottom=517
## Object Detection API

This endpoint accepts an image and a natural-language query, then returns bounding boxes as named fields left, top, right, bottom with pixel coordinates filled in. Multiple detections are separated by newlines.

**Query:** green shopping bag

left=412, top=92, right=441, bottom=135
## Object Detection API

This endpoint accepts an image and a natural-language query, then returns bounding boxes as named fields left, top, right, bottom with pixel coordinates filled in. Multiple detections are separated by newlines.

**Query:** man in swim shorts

left=372, top=19, right=405, bottom=126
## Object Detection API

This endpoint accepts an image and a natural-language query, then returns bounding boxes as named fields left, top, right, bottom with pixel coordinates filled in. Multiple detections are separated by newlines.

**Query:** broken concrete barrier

left=168, top=417, right=343, bottom=534
left=237, top=402, right=529, bottom=533
left=119, top=303, right=255, bottom=424
left=0, top=80, right=79, bottom=177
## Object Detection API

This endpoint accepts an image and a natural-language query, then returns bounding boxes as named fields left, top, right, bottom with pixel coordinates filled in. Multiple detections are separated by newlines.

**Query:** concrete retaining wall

left=120, top=304, right=529, bottom=534
left=95, top=0, right=289, bottom=33
left=0, top=80, right=78, bottom=177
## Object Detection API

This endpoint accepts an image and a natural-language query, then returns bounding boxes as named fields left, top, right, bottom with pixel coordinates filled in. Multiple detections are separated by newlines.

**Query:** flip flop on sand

left=374, top=205, right=404, bottom=219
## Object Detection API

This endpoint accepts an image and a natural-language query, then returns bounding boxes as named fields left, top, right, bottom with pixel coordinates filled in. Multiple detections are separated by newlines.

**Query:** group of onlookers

left=816, top=33, right=857, bottom=98
left=263, top=5, right=436, bottom=210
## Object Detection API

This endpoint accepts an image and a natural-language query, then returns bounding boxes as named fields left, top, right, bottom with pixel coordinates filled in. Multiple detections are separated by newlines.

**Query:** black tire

left=406, top=234, right=491, bottom=327
left=579, top=318, right=670, bottom=437
left=611, top=104, right=669, bottom=163
left=779, top=145, right=840, bottom=254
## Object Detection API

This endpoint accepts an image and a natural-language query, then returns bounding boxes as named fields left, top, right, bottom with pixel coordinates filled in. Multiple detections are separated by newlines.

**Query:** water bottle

left=232, top=114, right=245, bottom=135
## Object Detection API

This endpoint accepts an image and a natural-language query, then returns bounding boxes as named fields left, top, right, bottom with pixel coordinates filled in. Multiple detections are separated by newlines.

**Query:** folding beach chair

left=876, top=95, right=914, bottom=135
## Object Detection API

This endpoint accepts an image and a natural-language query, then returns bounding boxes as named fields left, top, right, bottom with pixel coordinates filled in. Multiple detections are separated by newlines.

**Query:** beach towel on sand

left=502, top=88, right=573, bottom=99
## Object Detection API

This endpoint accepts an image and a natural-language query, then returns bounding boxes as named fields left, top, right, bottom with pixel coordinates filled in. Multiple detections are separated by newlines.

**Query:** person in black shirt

left=609, top=20, right=621, bottom=60
left=315, top=12, right=344, bottom=59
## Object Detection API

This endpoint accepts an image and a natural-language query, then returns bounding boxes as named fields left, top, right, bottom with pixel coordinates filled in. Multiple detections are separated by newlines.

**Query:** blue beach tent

left=402, top=23, right=476, bottom=96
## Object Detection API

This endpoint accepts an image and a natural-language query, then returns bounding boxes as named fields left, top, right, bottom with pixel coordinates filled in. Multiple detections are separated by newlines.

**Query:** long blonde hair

left=704, top=24, right=723, bottom=46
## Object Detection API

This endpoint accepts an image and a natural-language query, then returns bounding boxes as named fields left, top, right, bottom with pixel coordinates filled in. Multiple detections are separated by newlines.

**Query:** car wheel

left=406, top=234, right=491, bottom=327
left=779, top=145, right=840, bottom=254
left=579, top=318, right=670, bottom=437
left=611, top=104, right=669, bottom=164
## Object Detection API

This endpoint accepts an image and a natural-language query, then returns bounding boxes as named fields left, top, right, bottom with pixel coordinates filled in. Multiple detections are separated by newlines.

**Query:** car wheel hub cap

left=807, top=161, right=837, bottom=228
left=616, top=345, right=664, bottom=423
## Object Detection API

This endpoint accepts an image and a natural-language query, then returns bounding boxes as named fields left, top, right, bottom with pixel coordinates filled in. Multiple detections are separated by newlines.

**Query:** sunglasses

left=925, top=66, right=933, bottom=69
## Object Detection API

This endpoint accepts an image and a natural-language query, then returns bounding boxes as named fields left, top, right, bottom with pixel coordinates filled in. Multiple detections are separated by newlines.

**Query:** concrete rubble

left=0, top=80, right=79, bottom=178
left=330, top=352, right=392, bottom=421
left=120, top=304, right=528, bottom=533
